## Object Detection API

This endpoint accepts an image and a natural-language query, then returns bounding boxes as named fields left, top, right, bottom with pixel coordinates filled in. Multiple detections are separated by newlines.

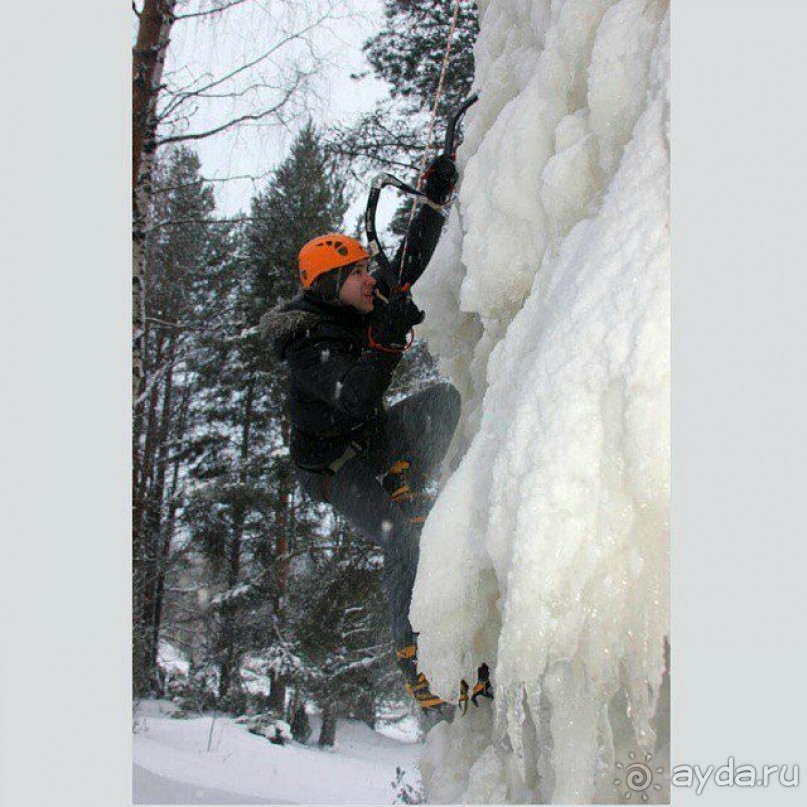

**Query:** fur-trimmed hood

left=260, top=293, right=368, bottom=360
left=260, top=299, right=321, bottom=360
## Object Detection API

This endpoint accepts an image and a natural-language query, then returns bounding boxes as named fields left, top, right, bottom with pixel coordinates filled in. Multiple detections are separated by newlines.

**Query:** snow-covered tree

left=329, top=0, right=478, bottom=178
left=133, top=145, right=232, bottom=696
left=181, top=123, right=349, bottom=711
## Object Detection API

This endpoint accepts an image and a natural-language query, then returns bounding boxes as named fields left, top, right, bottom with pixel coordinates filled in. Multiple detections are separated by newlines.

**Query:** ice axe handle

left=365, top=173, right=424, bottom=295
left=442, top=91, right=479, bottom=156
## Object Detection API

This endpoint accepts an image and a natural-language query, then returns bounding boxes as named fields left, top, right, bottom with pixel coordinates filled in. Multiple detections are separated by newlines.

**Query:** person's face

left=338, top=260, right=376, bottom=313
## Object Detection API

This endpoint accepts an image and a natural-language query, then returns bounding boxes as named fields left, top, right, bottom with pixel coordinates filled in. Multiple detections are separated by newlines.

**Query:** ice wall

left=410, top=0, right=670, bottom=802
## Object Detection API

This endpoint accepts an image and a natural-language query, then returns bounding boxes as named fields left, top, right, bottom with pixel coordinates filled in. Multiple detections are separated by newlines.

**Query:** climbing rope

left=417, top=0, right=463, bottom=187
left=398, top=0, right=463, bottom=276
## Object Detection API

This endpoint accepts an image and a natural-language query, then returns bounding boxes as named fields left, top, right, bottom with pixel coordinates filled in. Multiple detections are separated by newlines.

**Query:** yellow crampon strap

left=472, top=681, right=488, bottom=699
left=388, top=460, right=410, bottom=475
left=391, top=485, right=414, bottom=502
left=406, top=674, right=446, bottom=710
left=471, top=663, right=494, bottom=706
left=385, top=460, right=418, bottom=504
left=397, top=645, right=448, bottom=710
left=408, top=676, right=431, bottom=693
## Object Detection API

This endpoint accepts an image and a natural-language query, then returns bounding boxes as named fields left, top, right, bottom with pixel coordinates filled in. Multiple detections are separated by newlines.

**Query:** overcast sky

left=163, top=0, right=390, bottom=219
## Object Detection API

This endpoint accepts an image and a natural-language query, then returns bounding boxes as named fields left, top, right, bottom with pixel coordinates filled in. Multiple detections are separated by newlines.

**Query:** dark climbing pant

left=295, top=382, right=461, bottom=651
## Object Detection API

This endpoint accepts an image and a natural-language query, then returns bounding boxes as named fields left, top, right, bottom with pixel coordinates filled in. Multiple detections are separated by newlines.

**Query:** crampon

left=459, top=663, right=494, bottom=715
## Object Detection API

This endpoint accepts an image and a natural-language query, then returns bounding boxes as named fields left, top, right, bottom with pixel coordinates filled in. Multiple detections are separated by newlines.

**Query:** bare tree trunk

left=144, top=336, right=178, bottom=686
left=356, top=677, right=376, bottom=730
left=218, top=377, right=256, bottom=702
left=290, top=695, right=312, bottom=744
left=150, top=383, right=191, bottom=691
left=217, top=510, right=245, bottom=702
left=133, top=0, right=175, bottom=401
left=133, top=334, right=166, bottom=695
left=268, top=671, right=287, bottom=714
left=269, top=419, right=292, bottom=714
left=318, top=701, right=337, bottom=747
left=132, top=0, right=176, bottom=698
left=133, top=0, right=175, bottom=188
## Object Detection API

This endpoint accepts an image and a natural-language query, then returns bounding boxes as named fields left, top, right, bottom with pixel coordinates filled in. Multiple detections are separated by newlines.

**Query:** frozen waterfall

left=411, top=0, right=670, bottom=802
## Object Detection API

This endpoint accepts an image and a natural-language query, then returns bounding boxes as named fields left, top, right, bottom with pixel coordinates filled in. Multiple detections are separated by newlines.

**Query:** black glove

left=369, top=288, right=425, bottom=350
left=422, top=154, right=458, bottom=205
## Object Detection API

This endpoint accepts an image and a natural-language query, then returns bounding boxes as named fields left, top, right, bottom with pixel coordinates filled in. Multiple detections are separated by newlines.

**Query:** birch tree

left=133, top=0, right=178, bottom=696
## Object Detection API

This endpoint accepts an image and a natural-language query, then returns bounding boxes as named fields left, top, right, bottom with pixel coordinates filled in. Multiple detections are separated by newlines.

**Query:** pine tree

left=247, top=121, right=348, bottom=307
left=182, top=123, right=349, bottom=713
left=285, top=514, right=392, bottom=743
left=133, top=145, right=232, bottom=696
left=363, top=0, right=477, bottom=119
left=330, top=0, right=479, bottom=176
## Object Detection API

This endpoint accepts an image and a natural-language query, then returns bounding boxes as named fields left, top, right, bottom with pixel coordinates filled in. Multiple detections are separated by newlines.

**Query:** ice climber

left=261, top=155, right=461, bottom=710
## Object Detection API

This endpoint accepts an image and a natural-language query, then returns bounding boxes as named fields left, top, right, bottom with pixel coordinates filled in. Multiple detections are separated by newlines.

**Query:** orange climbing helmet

left=298, top=233, right=370, bottom=289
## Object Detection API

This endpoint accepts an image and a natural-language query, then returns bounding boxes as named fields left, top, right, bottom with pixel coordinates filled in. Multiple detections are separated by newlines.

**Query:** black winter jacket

left=261, top=203, right=444, bottom=470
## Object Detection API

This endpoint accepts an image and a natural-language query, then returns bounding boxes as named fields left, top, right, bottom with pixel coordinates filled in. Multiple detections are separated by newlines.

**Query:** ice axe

left=364, top=91, right=480, bottom=296
left=442, top=90, right=480, bottom=158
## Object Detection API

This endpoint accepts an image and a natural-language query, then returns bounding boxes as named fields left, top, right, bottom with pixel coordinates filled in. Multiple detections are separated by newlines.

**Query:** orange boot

left=395, top=644, right=447, bottom=711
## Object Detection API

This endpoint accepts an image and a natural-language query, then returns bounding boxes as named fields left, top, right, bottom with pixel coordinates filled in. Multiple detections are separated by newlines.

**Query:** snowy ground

left=133, top=700, right=423, bottom=805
